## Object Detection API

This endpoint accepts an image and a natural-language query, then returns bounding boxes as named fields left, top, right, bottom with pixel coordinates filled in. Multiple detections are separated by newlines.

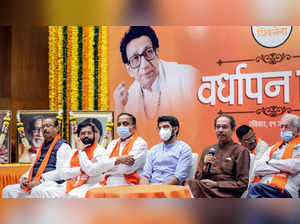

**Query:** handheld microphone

left=205, top=148, right=216, bottom=177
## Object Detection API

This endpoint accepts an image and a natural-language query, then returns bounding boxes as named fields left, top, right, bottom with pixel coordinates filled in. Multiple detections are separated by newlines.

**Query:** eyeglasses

left=279, top=124, right=291, bottom=130
left=128, top=47, right=156, bottom=69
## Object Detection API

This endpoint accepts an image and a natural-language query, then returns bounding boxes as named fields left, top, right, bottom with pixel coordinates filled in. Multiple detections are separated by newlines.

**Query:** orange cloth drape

left=0, top=164, right=31, bottom=197
left=100, top=134, right=139, bottom=185
left=85, top=185, right=191, bottom=198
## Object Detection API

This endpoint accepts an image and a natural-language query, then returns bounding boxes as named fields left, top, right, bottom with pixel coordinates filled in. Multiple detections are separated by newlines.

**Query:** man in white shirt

left=96, top=112, right=148, bottom=186
left=2, top=117, right=72, bottom=198
left=28, top=120, right=112, bottom=198
left=68, top=113, right=147, bottom=197
left=247, top=114, right=300, bottom=198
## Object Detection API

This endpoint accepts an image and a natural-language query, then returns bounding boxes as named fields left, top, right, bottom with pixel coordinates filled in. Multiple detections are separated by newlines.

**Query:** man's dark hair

left=28, top=115, right=44, bottom=135
left=157, top=115, right=180, bottom=136
left=76, top=121, right=96, bottom=136
left=236, top=125, right=253, bottom=140
left=120, top=26, right=159, bottom=64
left=83, top=118, right=103, bottom=137
left=214, top=114, right=236, bottom=130
left=117, top=112, right=136, bottom=127
left=43, top=116, right=59, bottom=127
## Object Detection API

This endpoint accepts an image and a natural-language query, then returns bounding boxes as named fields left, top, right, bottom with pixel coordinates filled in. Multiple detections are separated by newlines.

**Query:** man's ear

left=174, top=126, right=179, bottom=135
left=155, top=48, right=159, bottom=56
left=125, top=64, right=135, bottom=78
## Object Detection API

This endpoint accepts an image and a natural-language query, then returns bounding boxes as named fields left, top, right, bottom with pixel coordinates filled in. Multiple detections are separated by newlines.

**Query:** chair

left=187, top=153, right=199, bottom=179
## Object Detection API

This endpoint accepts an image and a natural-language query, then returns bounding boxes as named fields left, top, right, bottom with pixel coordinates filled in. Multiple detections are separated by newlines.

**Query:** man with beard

left=185, top=114, right=250, bottom=198
left=140, top=115, right=192, bottom=185
left=18, top=116, right=44, bottom=162
left=2, top=117, right=72, bottom=198
left=27, top=120, right=112, bottom=198
left=68, top=112, right=148, bottom=197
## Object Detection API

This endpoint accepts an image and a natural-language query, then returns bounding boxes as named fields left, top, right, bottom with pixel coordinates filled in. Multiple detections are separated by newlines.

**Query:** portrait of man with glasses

left=114, top=26, right=199, bottom=120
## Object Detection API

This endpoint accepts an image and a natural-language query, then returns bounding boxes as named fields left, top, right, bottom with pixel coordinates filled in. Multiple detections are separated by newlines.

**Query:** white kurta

left=2, top=142, right=72, bottom=198
left=30, top=144, right=112, bottom=198
left=68, top=136, right=148, bottom=198
left=253, top=140, right=300, bottom=198
left=124, top=59, right=198, bottom=120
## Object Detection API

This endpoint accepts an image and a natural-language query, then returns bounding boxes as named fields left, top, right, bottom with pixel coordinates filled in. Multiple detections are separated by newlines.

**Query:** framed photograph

left=16, top=110, right=59, bottom=163
left=0, top=110, right=11, bottom=163
left=69, top=111, right=114, bottom=149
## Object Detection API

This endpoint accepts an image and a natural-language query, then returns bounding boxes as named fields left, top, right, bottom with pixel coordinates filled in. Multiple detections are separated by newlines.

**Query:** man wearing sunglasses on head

left=114, top=26, right=199, bottom=120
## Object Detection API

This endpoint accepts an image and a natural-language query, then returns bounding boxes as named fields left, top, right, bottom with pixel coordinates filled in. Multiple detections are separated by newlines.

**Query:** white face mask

left=280, top=130, right=293, bottom=142
left=159, top=128, right=172, bottom=141
left=117, top=126, right=131, bottom=139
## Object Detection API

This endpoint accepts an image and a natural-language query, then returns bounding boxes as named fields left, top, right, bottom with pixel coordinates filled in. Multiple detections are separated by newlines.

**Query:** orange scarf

left=24, top=134, right=61, bottom=192
left=252, top=136, right=300, bottom=192
left=100, top=134, right=139, bottom=185
left=66, top=141, right=98, bottom=193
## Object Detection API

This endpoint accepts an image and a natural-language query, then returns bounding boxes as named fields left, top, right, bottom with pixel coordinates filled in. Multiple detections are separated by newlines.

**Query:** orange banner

left=108, top=26, right=300, bottom=154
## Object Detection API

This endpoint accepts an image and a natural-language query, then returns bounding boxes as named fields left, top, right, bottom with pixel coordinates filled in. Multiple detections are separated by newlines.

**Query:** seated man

left=2, top=117, right=72, bottom=198
left=140, top=116, right=192, bottom=185
left=186, top=114, right=250, bottom=198
left=247, top=114, right=300, bottom=198
left=30, top=120, right=112, bottom=198
left=236, top=125, right=269, bottom=190
left=69, top=112, right=148, bottom=197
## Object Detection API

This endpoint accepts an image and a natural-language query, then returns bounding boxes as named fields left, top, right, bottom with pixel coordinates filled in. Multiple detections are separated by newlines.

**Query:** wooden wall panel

left=0, top=27, right=11, bottom=100
left=0, top=26, right=49, bottom=161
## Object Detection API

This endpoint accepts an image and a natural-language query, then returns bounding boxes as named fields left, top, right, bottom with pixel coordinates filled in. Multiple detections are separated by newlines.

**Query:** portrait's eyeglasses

left=32, top=128, right=42, bottom=133
left=128, top=47, right=156, bottom=69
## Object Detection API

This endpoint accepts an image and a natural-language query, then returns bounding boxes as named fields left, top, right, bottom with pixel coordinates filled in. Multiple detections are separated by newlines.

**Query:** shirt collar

left=163, top=140, right=178, bottom=149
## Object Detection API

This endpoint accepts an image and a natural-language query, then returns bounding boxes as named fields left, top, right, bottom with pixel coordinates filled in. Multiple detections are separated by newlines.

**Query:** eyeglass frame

left=127, top=47, right=157, bottom=69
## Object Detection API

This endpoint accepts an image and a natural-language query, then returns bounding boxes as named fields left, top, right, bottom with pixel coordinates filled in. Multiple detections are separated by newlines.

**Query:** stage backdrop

left=49, top=26, right=300, bottom=154
left=108, top=26, right=300, bottom=154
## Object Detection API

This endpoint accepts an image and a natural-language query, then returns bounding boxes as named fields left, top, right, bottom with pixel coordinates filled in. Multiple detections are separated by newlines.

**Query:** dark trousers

left=246, top=183, right=292, bottom=198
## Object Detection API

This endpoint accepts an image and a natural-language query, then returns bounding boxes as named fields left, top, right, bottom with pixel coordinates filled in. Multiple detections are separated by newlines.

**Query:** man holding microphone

left=186, top=114, right=250, bottom=198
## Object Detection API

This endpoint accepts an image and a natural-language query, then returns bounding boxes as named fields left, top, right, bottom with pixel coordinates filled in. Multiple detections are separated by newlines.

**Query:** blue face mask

left=280, top=131, right=293, bottom=142
left=117, top=126, right=131, bottom=139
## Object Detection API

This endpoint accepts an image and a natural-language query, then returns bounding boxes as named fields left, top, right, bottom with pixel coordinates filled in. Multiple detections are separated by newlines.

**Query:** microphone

left=205, top=148, right=216, bottom=178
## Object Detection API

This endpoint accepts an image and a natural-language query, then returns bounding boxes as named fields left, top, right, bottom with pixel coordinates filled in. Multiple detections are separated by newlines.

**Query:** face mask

left=159, top=128, right=172, bottom=141
left=280, top=131, right=293, bottom=142
left=82, top=137, right=94, bottom=145
left=117, top=126, right=131, bottom=139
